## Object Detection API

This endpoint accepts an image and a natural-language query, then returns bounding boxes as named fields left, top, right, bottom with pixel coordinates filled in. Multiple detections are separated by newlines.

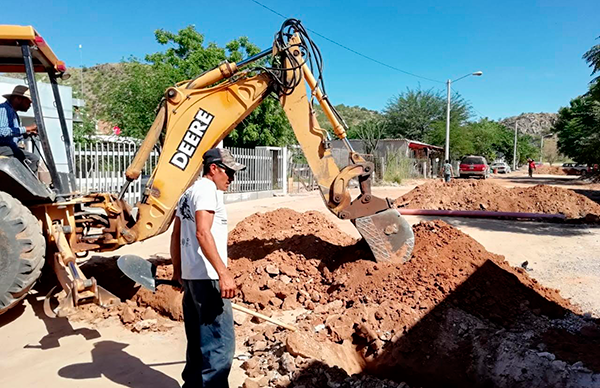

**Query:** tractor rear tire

left=0, top=191, right=45, bottom=314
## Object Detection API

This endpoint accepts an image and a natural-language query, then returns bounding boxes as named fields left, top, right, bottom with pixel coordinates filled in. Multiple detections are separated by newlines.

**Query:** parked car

left=459, top=156, right=490, bottom=179
left=490, top=161, right=511, bottom=174
left=562, top=163, right=590, bottom=175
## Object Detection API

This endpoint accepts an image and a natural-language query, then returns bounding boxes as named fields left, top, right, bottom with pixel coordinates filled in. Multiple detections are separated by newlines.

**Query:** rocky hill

left=2, top=62, right=124, bottom=118
left=500, top=113, right=558, bottom=136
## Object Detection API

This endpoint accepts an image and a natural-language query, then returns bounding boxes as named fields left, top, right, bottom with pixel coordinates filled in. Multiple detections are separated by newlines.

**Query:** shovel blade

left=354, top=208, right=414, bottom=263
left=117, top=254, right=157, bottom=292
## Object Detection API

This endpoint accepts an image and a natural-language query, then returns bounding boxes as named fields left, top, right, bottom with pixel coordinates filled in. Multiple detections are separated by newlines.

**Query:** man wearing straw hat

left=0, top=85, right=40, bottom=174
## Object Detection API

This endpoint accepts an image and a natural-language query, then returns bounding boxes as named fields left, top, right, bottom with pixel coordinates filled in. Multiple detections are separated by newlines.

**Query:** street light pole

left=79, top=44, right=84, bottom=98
left=444, top=71, right=483, bottom=162
left=540, top=133, right=554, bottom=164
left=445, top=79, right=451, bottom=162
left=513, top=121, right=518, bottom=171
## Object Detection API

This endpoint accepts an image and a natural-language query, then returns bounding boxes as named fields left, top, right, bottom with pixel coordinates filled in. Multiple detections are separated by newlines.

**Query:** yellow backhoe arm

left=40, top=19, right=413, bottom=318
left=111, top=29, right=413, bottom=263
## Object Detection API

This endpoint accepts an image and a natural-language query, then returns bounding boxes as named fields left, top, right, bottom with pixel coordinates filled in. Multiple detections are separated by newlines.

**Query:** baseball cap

left=203, top=148, right=246, bottom=172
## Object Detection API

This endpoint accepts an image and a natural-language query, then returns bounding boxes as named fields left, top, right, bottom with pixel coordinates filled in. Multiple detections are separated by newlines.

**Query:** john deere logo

left=170, top=108, right=214, bottom=170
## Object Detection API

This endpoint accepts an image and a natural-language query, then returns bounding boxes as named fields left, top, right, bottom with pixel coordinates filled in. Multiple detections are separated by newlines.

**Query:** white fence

left=227, top=147, right=287, bottom=194
left=74, top=140, right=159, bottom=205
left=74, top=141, right=287, bottom=206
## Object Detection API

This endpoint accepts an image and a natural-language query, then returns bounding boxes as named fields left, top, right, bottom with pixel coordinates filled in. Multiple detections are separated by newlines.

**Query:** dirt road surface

left=1, top=173, right=599, bottom=387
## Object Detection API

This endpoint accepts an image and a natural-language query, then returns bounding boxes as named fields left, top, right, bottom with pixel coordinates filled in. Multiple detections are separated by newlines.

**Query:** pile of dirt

left=535, top=165, right=568, bottom=175
left=227, top=209, right=600, bottom=387
left=397, top=180, right=600, bottom=219
left=69, top=208, right=600, bottom=387
left=68, top=256, right=182, bottom=332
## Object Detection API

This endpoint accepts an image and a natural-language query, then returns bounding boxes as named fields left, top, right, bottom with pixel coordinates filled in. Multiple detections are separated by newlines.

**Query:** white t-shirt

left=176, top=178, right=228, bottom=280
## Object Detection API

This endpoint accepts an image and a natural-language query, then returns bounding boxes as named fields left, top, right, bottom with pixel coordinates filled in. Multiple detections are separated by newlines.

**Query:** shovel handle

left=153, top=278, right=296, bottom=331
left=231, top=303, right=297, bottom=332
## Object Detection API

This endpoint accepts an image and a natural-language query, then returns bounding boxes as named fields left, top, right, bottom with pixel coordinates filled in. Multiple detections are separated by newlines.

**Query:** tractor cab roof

left=0, top=25, right=66, bottom=74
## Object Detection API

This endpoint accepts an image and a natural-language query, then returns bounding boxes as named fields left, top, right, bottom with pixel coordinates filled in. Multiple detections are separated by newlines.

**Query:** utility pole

left=79, top=44, right=84, bottom=98
left=444, top=71, right=483, bottom=162
left=444, top=79, right=451, bottom=162
left=512, top=121, right=518, bottom=171
left=540, top=135, right=544, bottom=164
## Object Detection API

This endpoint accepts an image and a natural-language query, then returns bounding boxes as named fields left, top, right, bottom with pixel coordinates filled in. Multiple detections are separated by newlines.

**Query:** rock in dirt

left=287, top=331, right=365, bottom=375
left=121, top=305, right=136, bottom=324
left=243, top=378, right=260, bottom=388
left=265, top=264, right=280, bottom=276
left=133, top=319, right=156, bottom=332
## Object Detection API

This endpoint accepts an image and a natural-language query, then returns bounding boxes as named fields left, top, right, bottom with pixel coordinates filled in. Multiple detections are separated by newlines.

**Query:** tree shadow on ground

left=286, top=260, right=600, bottom=388
left=58, top=340, right=180, bottom=388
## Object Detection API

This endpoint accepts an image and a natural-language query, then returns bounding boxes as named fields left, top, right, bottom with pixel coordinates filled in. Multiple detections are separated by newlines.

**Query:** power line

left=250, top=0, right=444, bottom=84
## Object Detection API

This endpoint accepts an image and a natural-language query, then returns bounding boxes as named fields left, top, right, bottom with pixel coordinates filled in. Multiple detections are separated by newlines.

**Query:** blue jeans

left=444, top=174, right=452, bottom=182
left=182, top=280, right=235, bottom=388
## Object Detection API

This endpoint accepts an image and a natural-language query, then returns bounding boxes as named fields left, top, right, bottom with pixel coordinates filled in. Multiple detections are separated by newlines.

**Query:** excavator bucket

left=354, top=208, right=415, bottom=263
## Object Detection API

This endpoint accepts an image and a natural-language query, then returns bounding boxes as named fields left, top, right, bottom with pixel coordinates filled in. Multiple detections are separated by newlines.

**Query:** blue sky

left=4, top=0, right=599, bottom=120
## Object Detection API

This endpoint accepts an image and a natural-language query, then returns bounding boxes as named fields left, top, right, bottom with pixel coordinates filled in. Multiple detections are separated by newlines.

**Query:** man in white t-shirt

left=170, top=148, right=245, bottom=388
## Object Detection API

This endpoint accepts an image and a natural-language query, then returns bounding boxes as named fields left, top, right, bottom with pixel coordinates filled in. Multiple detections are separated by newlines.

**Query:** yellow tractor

left=0, top=19, right=414, bottom=317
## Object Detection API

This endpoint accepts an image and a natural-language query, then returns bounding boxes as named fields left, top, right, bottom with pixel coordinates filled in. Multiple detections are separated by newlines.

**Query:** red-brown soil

left=397, top=180, right=600, bottom=219
left=535, top=165, right=568, bottom=175
left=71, top=208, right=599, bottom=387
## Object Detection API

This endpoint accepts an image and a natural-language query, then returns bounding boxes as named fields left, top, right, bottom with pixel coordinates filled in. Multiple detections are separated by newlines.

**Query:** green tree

left=555, top=95, right=600, bottom=164
left=583, top=36, right=600, bottom=86
left=72, top=106, right=97, bottom=143
left=224, top=97, right=294, bottom=147
left=583, top=36, right=600, bottom=101
left=98, top=26, right=293, bottom=145
left=426, top=118, right=539, bottom=163
left=350, top=118, right=386, bottom=155
left=384, top=87, right=471, bottom=141
left=313, top=104, right=383, bottom=138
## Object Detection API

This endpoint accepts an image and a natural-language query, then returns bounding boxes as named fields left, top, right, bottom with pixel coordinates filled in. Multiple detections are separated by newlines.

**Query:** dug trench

left=69, top=208, right=600, bottom=387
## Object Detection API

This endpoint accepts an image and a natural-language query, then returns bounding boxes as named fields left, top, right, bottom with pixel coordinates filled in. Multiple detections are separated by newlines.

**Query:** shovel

left=117, top=255, right=297, bottom=331
left=117, top=254, right=180, bottom=292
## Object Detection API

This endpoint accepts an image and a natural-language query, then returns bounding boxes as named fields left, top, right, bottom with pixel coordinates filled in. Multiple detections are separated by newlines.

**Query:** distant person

left=170, top=148, right=245, bottom=388
left=528, top=158, right=536, bottom=178
left=0, top=85, right=39, bottom=174
left=442, top=160, right=454, bottom=182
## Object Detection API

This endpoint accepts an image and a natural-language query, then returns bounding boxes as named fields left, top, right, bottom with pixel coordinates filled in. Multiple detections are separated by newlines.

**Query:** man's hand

left=25, top=124, right=37, bottom=136
left=218, top=268, right=236, bottom=299
left=171, top=269, right=183, bottom=291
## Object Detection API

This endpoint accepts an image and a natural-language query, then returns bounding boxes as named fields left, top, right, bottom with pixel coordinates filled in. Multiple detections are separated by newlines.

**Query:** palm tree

left=583, top=36, right=600, bottom=84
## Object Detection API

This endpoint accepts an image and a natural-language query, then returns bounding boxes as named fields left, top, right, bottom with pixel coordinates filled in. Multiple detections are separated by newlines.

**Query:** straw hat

left=2, top=85, right=31, bottom=101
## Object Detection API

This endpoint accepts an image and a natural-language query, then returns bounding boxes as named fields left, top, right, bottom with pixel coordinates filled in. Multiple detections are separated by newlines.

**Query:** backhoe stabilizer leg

left=43, top=225, right=119, bottom=318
